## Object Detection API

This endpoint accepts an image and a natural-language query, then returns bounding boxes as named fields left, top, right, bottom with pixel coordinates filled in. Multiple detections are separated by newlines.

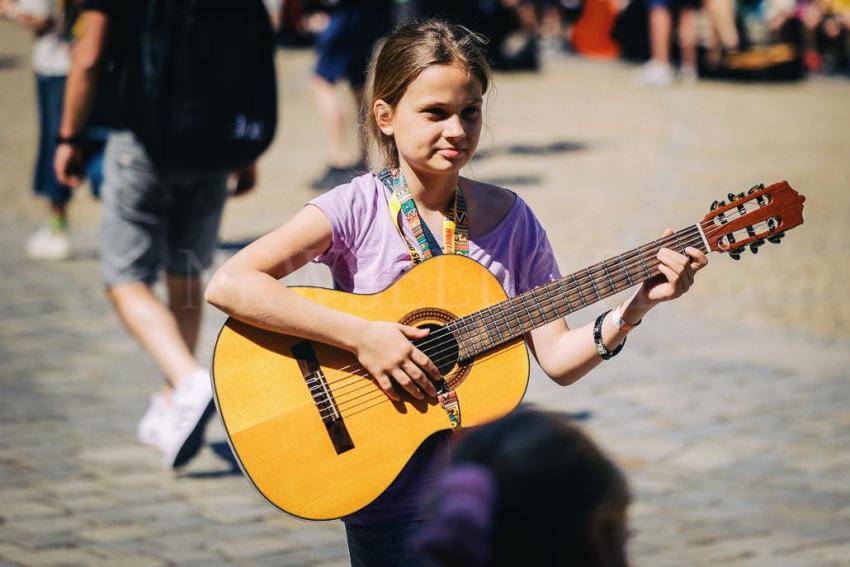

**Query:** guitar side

left=211, top=255, right=530, bottom=520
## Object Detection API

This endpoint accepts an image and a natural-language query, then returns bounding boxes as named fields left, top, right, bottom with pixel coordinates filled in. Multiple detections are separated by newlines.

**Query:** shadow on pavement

left=474, top=140, right=587, bottom=161
left=180, top=441, right=242, bottom=478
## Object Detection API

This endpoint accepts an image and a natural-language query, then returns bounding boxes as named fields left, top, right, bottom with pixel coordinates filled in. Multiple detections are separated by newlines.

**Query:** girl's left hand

left=638, top=228, right=708, bottom=304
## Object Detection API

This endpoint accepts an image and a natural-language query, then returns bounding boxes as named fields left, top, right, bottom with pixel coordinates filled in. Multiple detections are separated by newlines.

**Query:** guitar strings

left=311, top=228, right=713, bottom=418
left=312, top=212, right=772, bottom=418
left=314, top=230, right=712, bottom=417
left=312, top=227, right=712, bottom=414
left=320, top=232, right=711, bottom=418
left=313, top=226, right=704, bottom=388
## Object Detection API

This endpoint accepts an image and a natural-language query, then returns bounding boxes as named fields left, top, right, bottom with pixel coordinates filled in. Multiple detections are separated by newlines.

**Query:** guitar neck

left=450, top=223, right=710, bottom=360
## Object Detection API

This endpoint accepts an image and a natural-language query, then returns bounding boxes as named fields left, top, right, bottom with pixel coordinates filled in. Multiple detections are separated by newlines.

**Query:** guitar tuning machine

left=767, top=231, right=785, bottom=244
left=729, top=247, right=744, bottom=260
left=747, top=183, right=765, bottom=195
left=749, top=239, right=765, bottom=254
left=710, top=199, right=727, bottom=211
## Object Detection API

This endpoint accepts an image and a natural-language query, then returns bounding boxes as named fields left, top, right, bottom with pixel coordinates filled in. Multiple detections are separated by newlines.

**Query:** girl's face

left=376, top=64, right=484, bottom=180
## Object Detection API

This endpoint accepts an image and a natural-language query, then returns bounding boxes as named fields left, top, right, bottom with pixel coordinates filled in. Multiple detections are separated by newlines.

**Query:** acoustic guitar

left=212, top=181, right=805, bottom=520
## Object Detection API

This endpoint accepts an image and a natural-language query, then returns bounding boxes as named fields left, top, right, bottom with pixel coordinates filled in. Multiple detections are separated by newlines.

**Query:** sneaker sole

left=168, top=400, right=215, bottom=469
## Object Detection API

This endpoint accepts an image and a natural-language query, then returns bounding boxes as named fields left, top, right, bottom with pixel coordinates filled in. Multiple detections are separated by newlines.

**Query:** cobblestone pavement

left=2, top=21, right=850, bottom=567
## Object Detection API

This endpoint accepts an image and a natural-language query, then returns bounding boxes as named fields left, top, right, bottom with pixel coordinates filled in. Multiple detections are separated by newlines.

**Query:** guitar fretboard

left=446, top=223, right=708, bottom=360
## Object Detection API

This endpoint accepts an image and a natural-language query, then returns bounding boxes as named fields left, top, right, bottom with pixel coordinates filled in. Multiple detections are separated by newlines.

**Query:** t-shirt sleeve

left=514, top=200, right=561, bottom=294
left=306, top=180, right=370, bottom=266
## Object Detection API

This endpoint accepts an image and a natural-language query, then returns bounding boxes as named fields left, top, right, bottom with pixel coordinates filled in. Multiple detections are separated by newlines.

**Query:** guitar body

left=212, top=255, right=530, bottom=520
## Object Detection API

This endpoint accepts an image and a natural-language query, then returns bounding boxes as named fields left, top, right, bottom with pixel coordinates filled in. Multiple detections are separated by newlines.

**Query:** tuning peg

left=729, top=246, right=746, bottom=260
left=749, top=239, right=765, bottom=254
left=710, top=200, right=720, bottom=211
left=728, top=193, right=737, bottom=202
left=747, top=183, right=765, bottom=194
left=767, top=231, right=785, bottom=244
left=737, top=192, right=745, bottom=201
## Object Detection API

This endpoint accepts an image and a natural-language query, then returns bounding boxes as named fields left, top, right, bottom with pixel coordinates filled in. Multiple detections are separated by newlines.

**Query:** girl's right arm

left=205, top=204, right=440, bottom=401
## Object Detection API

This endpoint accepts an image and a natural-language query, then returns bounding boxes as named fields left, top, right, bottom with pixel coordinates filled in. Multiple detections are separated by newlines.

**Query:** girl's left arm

left=528, top=230, right=708, bottom=386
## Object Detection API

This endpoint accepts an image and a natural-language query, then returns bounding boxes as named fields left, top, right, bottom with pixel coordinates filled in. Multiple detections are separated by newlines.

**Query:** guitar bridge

left=291, top=341, right=354, bottom=455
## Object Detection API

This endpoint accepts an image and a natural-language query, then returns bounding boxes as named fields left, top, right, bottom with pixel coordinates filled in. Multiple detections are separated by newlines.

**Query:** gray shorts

left=101, top=131, right=229, bottom=286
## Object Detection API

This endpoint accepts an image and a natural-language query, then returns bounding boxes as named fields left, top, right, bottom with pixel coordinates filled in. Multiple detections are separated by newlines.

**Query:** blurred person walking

left=1, top=0, right=106, bottom=260
left=54, top=0, right=276, bottom=469
left=638, top=0, right=741, bottom=85
left=416, top=408, right=631, bottom=567
left=307, top=0, right=393, bottom=189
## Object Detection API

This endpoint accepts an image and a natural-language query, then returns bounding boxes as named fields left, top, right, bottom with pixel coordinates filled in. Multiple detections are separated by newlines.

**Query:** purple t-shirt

left=308, top=173, right=561, bottom=524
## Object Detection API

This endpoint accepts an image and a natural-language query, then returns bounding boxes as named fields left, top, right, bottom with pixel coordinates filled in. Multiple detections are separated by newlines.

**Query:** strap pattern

left=379, top=169, right=469, bottom=265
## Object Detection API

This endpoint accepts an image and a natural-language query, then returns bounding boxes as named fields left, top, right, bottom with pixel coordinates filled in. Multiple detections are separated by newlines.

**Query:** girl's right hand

left=352, top=322, right=442, bottom=402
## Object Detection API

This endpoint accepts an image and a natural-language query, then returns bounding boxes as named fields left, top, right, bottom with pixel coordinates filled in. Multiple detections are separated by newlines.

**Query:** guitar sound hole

left=412, top=323, right=458, bottom=377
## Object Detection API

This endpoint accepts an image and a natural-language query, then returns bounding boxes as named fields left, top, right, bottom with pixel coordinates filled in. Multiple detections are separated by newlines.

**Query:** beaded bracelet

left=593, top=310, right=626, bottom=360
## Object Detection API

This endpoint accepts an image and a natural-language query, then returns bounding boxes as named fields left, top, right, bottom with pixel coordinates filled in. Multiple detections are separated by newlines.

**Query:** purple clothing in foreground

left=307, top=173, right=561, bottom=524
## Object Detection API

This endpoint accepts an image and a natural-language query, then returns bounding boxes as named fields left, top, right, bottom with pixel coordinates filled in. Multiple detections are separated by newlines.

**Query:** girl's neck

left=398, top=161, right=459, bottom=212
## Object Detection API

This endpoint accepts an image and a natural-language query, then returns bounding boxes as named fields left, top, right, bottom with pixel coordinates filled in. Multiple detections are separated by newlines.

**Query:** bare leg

left=704, top=0, right=740, bottom=50
left=311, top=75, right=349, bottom=168
left=678, top=8, right=698, bottom=70
left=167, top=275, right=203, bottom=354
left=107, top=282, right=200, bottom=390
left=650, top=5, right=673, bottom=64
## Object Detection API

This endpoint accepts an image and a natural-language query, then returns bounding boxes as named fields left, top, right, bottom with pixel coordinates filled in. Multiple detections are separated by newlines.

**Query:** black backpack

left=122, top=0, right=277, bottom=171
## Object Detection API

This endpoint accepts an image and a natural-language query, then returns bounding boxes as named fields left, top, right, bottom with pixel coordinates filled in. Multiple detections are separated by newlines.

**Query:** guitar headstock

left=701, top=181, right=805, bottom=260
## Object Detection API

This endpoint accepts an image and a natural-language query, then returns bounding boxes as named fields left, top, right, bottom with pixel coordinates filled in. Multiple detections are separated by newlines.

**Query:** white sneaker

left=137, top=393, right=169, bottom=447
left=160, top=368, right=215, bottom=469
left=26, top=225, right=72, bottom=260
left=637, top=61, right=675, bottom=87
left=679, top=65, right=698, bottom=85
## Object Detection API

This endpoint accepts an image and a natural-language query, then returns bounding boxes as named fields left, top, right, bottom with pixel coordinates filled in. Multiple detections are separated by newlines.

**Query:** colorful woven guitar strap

left=378, top=168, right=469, bottom=265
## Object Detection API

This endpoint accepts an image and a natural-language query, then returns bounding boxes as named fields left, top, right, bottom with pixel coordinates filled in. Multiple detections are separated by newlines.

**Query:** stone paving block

left=210, top=535, right=300, bottom=559
left=78, top=523, right=152, bottom=543
left=18, top=548, right=107, bottom=567
left=6, top=516, right=90, bottom=536
left=0, top=543, right=29, bottom=564
left=151, top=548, right=229, bottom=565
left=0, top=501, right=64, bottom=520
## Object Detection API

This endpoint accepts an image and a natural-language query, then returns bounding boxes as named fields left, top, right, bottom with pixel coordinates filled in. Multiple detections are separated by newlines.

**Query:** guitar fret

left=637, top=245, right=652, bottom=279
left=559, top=282, right=573, bottom=314
left=673, top=231, right=685, bottom=254
left=602, top=260, right=616, bottom=294
left=547, top=284, right=562, bottom=319
left=587, top=268, right=602, bottom=301
left=520, top=295, right=534, bottom=328
left=572, top=273, right=587, bottom=307
left=511, top=297, right=525, bottom=334
left=618, top=254, right=633, bottom=287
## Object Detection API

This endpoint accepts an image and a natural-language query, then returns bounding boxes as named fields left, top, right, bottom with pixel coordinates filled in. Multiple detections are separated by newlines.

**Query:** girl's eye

left=462, top=107, right=481, bottom=119
left=424, top=108, right=447, bottom=119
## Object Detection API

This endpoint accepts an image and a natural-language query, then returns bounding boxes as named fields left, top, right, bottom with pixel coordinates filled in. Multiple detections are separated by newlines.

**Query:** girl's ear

left=373, top=100, right=394, bottom=136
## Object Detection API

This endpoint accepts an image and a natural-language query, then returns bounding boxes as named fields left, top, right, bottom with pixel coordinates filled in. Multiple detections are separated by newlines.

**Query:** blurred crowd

left=271, top=0, right=849, bottom=82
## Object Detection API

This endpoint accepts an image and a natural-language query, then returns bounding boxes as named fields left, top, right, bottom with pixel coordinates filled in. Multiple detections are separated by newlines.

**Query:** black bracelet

left=593, top=310, right=626, bottom=360
left=55, top=134, right=86, bottom=147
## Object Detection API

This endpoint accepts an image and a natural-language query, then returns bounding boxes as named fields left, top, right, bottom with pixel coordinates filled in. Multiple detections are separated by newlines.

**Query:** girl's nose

left=443, top=114, right=465, bottom=138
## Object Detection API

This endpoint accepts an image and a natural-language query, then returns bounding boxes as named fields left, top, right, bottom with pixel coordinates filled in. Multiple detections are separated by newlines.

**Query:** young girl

left=206, top=19, right=706, bottom=566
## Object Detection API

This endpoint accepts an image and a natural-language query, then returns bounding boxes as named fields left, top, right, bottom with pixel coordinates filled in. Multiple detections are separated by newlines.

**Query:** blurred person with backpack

left=54, top=0, right=277, bottom=468
left=1, top=0, right=107, bottom=260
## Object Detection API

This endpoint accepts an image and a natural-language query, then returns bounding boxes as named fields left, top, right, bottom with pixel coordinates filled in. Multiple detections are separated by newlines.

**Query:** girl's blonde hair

left=364, top=19, right=492, bottom=170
